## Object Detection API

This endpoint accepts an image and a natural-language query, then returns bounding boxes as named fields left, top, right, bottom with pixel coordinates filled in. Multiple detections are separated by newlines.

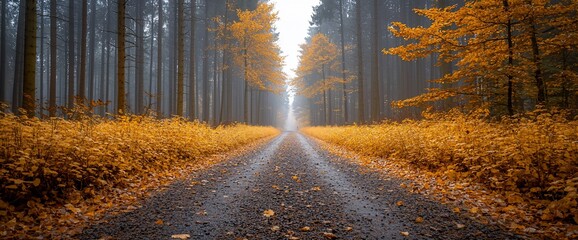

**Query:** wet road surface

left=79, top=132, right=520, bottom=239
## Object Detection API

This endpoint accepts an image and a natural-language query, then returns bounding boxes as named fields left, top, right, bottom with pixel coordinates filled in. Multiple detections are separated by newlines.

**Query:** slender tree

left=49, top=0, right=57, bottom=117
left=22, top=0, right=36, bottom=116
left=88, top=0, right=96, bottom=102
left=0, top=0, right=5, bottom=105
left=117, top=0, right=126, bottom=114
left=177, top=0, right=185, bottom=116
left=370, top=0, right=380, bottom=122
left=339, top=0, right=348, bottom=123
left=355, top=0, right=365, bottom=123
left=12, top=1, right=26, bottom=113
left=67, top=0, right=75, bottom=109
left=189, top=0, right=197, bottom=120
left=156, top=0, right=163, bottom=116
left=135, top=0, right=144, bottom=114
left=79, top=0, right=87, bottom=101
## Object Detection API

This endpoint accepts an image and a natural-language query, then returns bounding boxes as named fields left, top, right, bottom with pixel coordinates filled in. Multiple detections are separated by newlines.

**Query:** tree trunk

left=503, top=0, right=514, bottom=115
left=12, top=1, right=26, bottom=113
left=89, top=0, right=96, bottom=103
left=148, top=13, right=155, bottom=111
left=135, top=0, right=144, bottom=114
left=202, top=0, right=210, bottom=122
left=339, top=0, right=348, bottom=124
left=39, top=0, right=45, bottom=116
left=49, top=0, right=57, bottom=116
left=23, top=0, right=36, bottom=117
left=529, top=19, right=546, bottom=105
left=355, top=0, right=365, bottom=123
left=243, top=40, right=249, bottom=123
left=156, top=0, right=163, bottom=117
left=79, top=0, right=87, bottom=102
left=117, top=0, right=126, bottom=114
left=0, top=0, right=6, bottom=105
left=67, top=0, right=75, bottom=109
left=177, top=0, right=185, bottom=116
left=370, top=0, right=380, bottom=122
left=189, top=0, right=197, bottom=120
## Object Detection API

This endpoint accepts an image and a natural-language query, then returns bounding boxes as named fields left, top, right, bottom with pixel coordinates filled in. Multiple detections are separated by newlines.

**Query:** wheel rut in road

left=79, top=132, right=520, bottom=240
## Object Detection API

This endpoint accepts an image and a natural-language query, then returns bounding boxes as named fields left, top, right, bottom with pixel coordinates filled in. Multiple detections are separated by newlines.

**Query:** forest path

left=79, top=132, right=519, bottom=240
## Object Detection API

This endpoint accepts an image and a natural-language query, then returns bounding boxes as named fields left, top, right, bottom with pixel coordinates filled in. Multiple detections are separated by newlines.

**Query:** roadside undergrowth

left=0, top=113, right=279, bottom=238
left=302, top=108, right=577, bottom=239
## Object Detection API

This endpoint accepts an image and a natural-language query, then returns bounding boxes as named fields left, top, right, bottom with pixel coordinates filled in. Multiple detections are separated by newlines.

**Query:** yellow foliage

left=0, top=113, right=279, bottom=236
left=302, top=109, right=578, bottom=222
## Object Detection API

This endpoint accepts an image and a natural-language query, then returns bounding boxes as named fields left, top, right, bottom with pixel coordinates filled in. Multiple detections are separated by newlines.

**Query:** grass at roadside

left=302, top=109, right=577, bottom=238
left=0, top=113, right=279, bottom=238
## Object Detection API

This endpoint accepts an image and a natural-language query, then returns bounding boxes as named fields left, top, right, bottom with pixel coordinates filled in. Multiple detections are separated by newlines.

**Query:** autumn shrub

left=302, top=109, right=578, bottom=223
left=0, top=113, right=279, bottom=223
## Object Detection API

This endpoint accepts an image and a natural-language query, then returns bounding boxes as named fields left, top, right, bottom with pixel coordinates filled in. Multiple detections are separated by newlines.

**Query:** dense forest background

left=0, top=0, right=288, bottom=127
left=292, top=0, right=578, bottom=126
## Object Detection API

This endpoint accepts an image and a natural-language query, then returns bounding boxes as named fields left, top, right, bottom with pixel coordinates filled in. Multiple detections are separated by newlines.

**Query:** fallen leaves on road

left=415, top=217, right=424, bottom=223
left=323, top=232, right=337, bottom=239
left=311, top=186, right=321, bottom=191
left=155, top=219, right=164, bottom=225
left=263, top=209, right=275, bottom=217
left=171, top=234, right=191, bottom=239
left=300, top=226, right=311, bottom=232
left=400, top=231, right=410, bottom=236
left=396, top=201, right=404, bottom=206
left=271, top=225, right=280, bottom=231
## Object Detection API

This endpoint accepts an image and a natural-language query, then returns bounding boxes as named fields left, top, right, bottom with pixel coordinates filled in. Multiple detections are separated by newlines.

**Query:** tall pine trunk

left=49, top=0, right=57, bottom=116
left=79, top=0, right=87, bottom=102
left=67, top=0, right=75, bottom=109
left=23, top=0, right=36, bottom=117
left=0, top=0, right=6, bottom=105
left=176, top=0, right=185, bottom=116
left=12, top=1, right=26, bottom=113
left=189, top=0, right=197, bottom=120
left=202, top=0, right=210, bottom=122
left=89, top=0, right=96, bottom=103
left=355, top=0, right=365, bottom=123
left=135, top=0, right=144, bottom=114
left=370, top=0, right=380, bottom=122
left=339, top=0, right=348, bottom=124
left=117, top=0, right=126, bottom=114
left=156, top=0, right=163, bottom=117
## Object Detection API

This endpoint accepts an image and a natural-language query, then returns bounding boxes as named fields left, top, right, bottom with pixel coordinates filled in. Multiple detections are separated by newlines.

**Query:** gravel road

left=79, top=132, right=521, bottom=239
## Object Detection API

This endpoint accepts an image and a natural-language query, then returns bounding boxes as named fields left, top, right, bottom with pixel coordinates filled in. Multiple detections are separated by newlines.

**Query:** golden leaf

left=415, top=217, right=424, bottom=223
left=263, top=209, right=275, bottom=217
left=171, top=234, right=190, bottom=239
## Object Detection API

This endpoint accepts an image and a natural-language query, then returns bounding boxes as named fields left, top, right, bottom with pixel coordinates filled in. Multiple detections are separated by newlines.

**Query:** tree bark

left=503, top=0, right=514, bottom=115
left=67, top=0, right=75, bottom=109
left=156, top=0, right=163, bottom=117
left=177, top=0, right=185, bottom=116
left=529, top=18, right=546, bottom=105
left=79, top=0, right=87, bottom=102
left=12, top=1, right=26, bottom=113
left=355, top=0, right=365, bottom=123
left=0, top=0, right=6, bottom=105
left=202, top=0, right=210, bottom=122
left=49, top=0, right=57, bottom=116
left=370, top=0, right=380, bottom=122
left=89, top=0, right=96, bottom=103
left=189, top=0, right=197, bottom=120
left=339, top=0, right=348, bottom=124
left=23, top=0, right=37, bottom=117
left=135, top=0, right=144, bottom=114
left=117, top=0, right=126, bottom=114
